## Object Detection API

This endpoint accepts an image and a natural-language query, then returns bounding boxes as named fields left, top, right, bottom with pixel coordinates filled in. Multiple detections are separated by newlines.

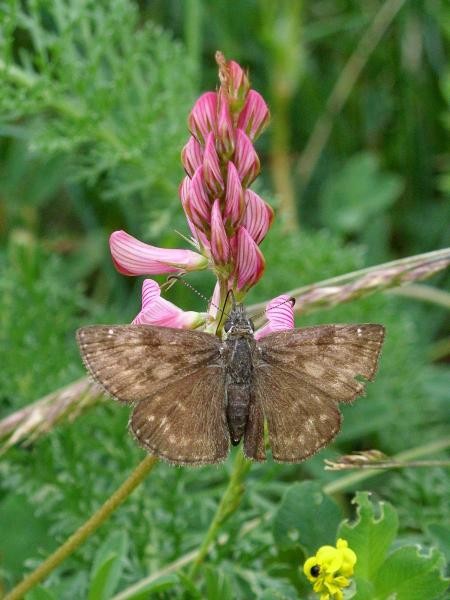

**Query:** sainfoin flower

left=109, top=51, right=288, bottom=332
left=303, top=538, right=357, bottom=600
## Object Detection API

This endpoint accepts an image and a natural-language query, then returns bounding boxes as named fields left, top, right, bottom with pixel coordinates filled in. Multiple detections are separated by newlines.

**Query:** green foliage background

left=0, top=0, right=449, bottom=598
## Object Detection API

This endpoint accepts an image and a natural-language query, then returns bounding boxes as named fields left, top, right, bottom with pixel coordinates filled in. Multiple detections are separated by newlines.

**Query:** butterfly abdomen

left=225, top=336, right=254, bottom=446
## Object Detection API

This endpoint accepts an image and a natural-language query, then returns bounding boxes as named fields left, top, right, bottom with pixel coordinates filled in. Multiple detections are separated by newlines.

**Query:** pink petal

left=187, top=166, right=212, bottom=230
left=133, top=279, right=206, bottom=329
left=210, top=199, right=230, bottom=265
left=179, top=177, right=210, bottom=250
left=242, top=189, right=274, bottom=244
left=233, top=129, right=260, bottom=187
left=181, top=136, right=203, bottom=178
left=208, top=281, right=222, bottom=319
left=216, top=89, right=235, bottom=158
left=110, top=230, right=208, bottom=275
left=254, top=295, right=295, bottom=340
left=233, top=226, right=265, bottom=291
left=188, top=91, right=217, bottom=145
left=203, top=132, right=224, bottom=197
left=223, top=161, right=245, bottom=230
left=237, top=90, right=270, bottom=141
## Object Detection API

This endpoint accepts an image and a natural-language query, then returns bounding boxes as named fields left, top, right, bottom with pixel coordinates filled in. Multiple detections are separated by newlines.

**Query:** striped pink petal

left=233, top=226, right=265, bottom=291
left=216, top=90, right=235, bottom=157
left=188, top=91, right=217, bottom=145
left=242, top=189, right=274, bottom=244
left=110, top=230, right=208, bottom=275
left=237, top=90, right=270, bottom=141
left=188, top=166, right=212, bottom=230
left=210, top=199, right=230, bottom=265
left=254, top=295, right=295, bottom=340
left=233, top=129, right=260, bottom=187
left=203, top=132, right=224, bottom=197
left=181, top=136, right=203, bottom=178
left=179, top=177, right=211, bottom=251
left=133, top=279, right=206, bottom=329
left=223, top=161, right=245, bottom=230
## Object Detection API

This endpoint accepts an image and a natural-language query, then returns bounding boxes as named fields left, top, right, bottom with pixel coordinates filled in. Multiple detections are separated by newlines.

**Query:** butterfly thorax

left=222, top=304, right=256, bottom=446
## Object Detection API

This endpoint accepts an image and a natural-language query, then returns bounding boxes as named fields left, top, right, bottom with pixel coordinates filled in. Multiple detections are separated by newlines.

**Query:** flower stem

left=188, top=451, right=251, bottom=579
left=3, top=456, right=158, bottom=600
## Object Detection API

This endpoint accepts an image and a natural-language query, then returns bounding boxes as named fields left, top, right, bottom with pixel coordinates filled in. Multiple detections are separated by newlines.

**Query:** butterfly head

left=223, top=303, right=255, bottom=338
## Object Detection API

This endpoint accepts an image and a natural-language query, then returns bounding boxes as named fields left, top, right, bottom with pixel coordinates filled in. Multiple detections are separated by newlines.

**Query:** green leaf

left=373, top=546, right=449, bottom=600
left=273, top=481, right=342, bottom=554
left=338, top=492, right=398, bottom=580
left=88, top=530, right=128, bottom=600
left=320, top=152, right=403, bottom=234
left=352, top=577, right=375, bottom=600
left=204, top=566, right=234, bottom=600
left=427, top=522, right=450, bottom=563
left=25, top=587, right=57, bottom=600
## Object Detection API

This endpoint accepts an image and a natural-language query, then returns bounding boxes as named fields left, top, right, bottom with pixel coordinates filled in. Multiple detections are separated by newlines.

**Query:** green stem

left=188, top=451, right=251, bottom=579
left=4, top=456, right=158, bottom=600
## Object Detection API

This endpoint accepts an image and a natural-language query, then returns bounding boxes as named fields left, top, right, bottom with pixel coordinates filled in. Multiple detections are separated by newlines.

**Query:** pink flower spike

left=242, top=189, right=274, bottom=244
left=233, top=129, right=260, bottom=187
left=181, top=136, right=204, bottom=178
left=110, top=230, right=208, bottom=275
left=254, top=295, right=295, bottom=340
left=188, top=91, right=217, bottom=145
left=203, top=132, right=224, bottom=197
left=133, top=279, right=206, bottom=329
left=216, top=90, right=235, bottom=158
left=224, top=161, right=245, bottom=229
left=237, top=90, right=270, bottom=141
left=210, top=199, right=230, bottom=265
left=188, top=166, right=212, bottom=230
left=234, top=226, right=265, bottom=291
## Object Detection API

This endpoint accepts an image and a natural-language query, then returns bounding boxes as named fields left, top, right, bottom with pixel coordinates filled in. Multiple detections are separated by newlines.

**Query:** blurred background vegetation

left=0, top=0, right=449, bottom=598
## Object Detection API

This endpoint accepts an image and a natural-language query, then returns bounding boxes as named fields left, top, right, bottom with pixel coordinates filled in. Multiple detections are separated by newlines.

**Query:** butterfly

left=76, top=302, right=384, bottom=466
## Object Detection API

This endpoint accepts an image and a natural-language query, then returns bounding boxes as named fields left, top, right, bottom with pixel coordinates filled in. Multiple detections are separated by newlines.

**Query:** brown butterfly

left=76, top=303, right=384, bottom=466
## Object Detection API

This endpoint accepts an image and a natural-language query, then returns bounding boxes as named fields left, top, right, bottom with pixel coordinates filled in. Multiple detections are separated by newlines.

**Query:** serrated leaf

left=373, top=546, right=449, bottom=600
left=273, top=481, right=342, bottom=554
left=88, top=530, right=128, bottom=600
left=338, top=492, right=398, bottom=580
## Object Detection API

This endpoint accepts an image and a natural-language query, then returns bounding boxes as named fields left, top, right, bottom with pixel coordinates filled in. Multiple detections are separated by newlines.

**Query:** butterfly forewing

left=76, top=325, right=222, bottom=403
left=130, top=366, right=229, bottom=465
left=254, top=324, right=385, bottom=462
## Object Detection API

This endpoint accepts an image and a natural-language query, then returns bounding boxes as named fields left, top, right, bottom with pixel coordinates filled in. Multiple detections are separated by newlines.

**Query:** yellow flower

left=303, top=538, right=357, bottom=600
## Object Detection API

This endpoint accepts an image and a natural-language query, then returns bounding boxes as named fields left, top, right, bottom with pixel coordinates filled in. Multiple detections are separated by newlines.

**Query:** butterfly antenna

left=251, top=296, right=296, bottom=321
left=165, top=275, right=223, bottom=314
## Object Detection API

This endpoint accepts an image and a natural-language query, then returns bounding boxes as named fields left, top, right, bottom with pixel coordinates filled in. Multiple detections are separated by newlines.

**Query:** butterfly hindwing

left=76, top=325, right=222, bottom=403
left=129, top=366, right=229, bottom=465
left=254, top=324, right=385, bottom=462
